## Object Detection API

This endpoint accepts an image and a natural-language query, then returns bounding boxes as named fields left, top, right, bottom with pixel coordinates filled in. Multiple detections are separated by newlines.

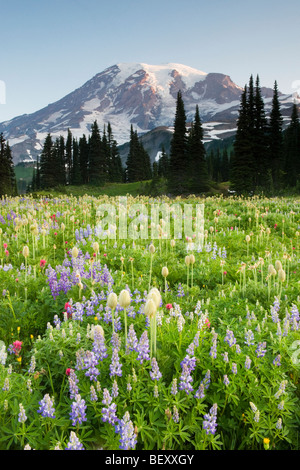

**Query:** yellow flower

left=263, top=438, right=270, bottom=445
left=17, top=357, right=22, bottom=363
left=17, top=327, right=21, bottom=333
left=94, top=316, right=98, bottom=321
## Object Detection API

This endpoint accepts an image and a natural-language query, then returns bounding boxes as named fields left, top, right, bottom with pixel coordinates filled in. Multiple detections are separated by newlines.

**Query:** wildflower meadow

left=0, top=193, right=299, bottom=451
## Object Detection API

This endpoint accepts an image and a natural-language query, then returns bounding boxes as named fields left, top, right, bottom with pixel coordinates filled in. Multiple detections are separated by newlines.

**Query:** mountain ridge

left=0, top=62, right=297, bottom=163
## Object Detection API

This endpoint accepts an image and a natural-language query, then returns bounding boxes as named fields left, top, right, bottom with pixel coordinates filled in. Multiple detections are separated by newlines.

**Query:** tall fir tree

left=269, top=81, right=284, bottom=190
left=71, top=138, right=81, bottom=185
left=39, top=133, right=56, bottom=189
left=65, top=129, right=72, bottom=184
left=0, top=133, right=17, bottom=196
left=230, top=85, right=255, bottom=194
left=88, top=120, right=107, bottom=185
left=157, top=145, right=169, bottom=178
left=79, top=134, right=89, bottom=184
left=284, top=103, right=300, bottom=187
left=126, top=126, right=151, bottom=182
left=167, top=91, right=188, bottom=194
left=253, top=75, right=269, bottom=189
left=186, top=105, right=209, bottom=193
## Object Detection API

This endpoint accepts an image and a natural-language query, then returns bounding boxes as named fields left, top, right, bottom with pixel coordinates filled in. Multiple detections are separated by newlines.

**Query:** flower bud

left=275, top=260, right=282, bottom=272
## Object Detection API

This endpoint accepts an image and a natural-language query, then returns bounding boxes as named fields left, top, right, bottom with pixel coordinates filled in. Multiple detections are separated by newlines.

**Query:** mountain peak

left=0, top=62, right=295, bottom=163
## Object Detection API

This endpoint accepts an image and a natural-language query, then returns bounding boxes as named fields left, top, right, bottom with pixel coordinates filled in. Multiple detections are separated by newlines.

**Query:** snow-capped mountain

left=0, top=62, right=297, bottom=163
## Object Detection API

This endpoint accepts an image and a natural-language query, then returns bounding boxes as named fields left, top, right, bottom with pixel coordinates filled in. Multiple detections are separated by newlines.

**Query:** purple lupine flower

left=202, top=370, right=211, bottom=389
left=149, top=357, right=162, bottom=381
left=224, top=329, right=236, bottom=347
left=245, top=356, right=252, bottom=370
left=179, top=364, right=194, bottom=395
left=170, top=378, right=178, bottom=396
left=256, top=341, right=267, bottom=358
left=70, top=394, right=87, bottom=427
left=37, top=394, right=55, bottom=418
left=109, top=349, right=122, bottom=377
left=194, top=383, right=205, bottom=399
left=136, top=331, right=150, bottom=364
left=112, top=380, right=119, bottom=398
left=223, top=374, right=230, bottom=386
left=222, top=351, right=229, bottom=363
left=180, top=355, right=196, bottom=372
left=203, top=403, right=218, bottom=435
left=68, top=369, right=79, bottom=399
left=92, top=326, right=107, bottom=361
left=90, top=385, right=98, bottom=402
left=231, top=363, right=238, bottom=374
left=102, top=402, right=118, bottom=425
left=115, top=411, right=137, bottom=450
left=244, top=329, right=255, bottom=346
left=173, top=406, right=179, bottom=423
left=275, top=380, right=287, bottom=399
left=126, top=324, right=138, bottom=352
left=102, top=388, right=112, bottom=405
left=273, top=354, right=281, bottom=366
left=18, top=403, right=27, bottom=423
left=83, top=350, right=100, bottom=381
left=65, top=431, right=85, bottom=450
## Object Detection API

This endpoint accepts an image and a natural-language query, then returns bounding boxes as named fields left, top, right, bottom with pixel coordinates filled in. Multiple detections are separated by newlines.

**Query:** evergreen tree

left=221, top=148, right=229, bottom=182
left=107, top=122, right=123, bottom=182
left=88, top=121, right=107, bottom=185
left=230, top=85, right=255, bottom=194
left=186, top=105, right=209, bottom=193
left=0, top=134, right=17, bottom=196
left=167, top=90, right=188, bottom=194
left=253, top=75, right=269, bottom=189
left=284, top=103, right=300, bottom=187
left=269, top=81, right=284, bottom=190
left=126, top=126, right=151, bottom=182
left=79, top=134, right=89, bottom=184
left=157, top=145, right=169, bottom=178
left=71, top=138, right=81, bottom=185
left=39, top=134, right=56, bottom=189
left=65, top=129, right=72, bottom=184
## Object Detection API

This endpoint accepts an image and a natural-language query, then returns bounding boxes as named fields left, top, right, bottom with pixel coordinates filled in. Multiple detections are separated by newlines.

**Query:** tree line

left=0, top=133, right=17, bottom=197
left=230, top=76, right=300, bottom=194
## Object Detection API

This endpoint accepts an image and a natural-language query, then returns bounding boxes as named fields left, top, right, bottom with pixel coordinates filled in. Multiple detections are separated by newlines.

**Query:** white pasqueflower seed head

left=148, top=288, right=161, bottom=309
left=71, top=247, right=79, bottom=258
left=107, top=292, right=118, bottom=309
left=185, top=255, right=191, bottom=266
left=144, top=298, right=157, bottom=318
left=278, top=268, right=286, bottom=282
left=275, top=260, right=282, bottom=272
left=149, top=244, right=155, bottom=254
left=22, top=246, right=29, bottom=258
left=161, top=266, right=169, bottom=278
left=118, top=289, right=131, bottom=308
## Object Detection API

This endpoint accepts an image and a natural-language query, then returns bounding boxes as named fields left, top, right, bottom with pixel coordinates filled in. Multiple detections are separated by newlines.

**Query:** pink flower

left=12, top=340, right=22, bottom=355
left=204, top=318, right=211, bottom=328
left=66, top=368, right=72, bottom=376
left=223, top=271, right=227, bottom=275
left=103, top=253, right=107, bottom=257
left=3, top=243, right=7, bottom=249
left=165, top=303, right=173, bottom=310
left=5, top=250, right=9, bottom=257
left=40, top=259, right=46, bottom=267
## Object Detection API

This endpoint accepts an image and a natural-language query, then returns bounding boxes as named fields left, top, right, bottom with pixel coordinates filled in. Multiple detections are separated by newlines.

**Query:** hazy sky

left=0, top=0, right=299, bottom=122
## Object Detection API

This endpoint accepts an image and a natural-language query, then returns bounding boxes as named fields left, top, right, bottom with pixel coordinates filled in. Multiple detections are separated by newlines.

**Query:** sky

left=0, top=0, right=299, bottom=122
